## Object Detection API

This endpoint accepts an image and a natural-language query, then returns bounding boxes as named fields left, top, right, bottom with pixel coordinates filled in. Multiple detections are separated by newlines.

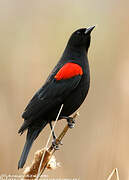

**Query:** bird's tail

left=18, top=122, right=47, bottom=169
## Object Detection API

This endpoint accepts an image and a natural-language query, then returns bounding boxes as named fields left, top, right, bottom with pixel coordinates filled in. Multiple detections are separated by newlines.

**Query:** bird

left=18, top=26, right=95, bottom=169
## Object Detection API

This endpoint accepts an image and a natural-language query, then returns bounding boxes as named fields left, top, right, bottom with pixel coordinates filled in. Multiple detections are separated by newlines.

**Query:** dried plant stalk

left=107, top=168, right=120, bottom=180
left=23, top=112, right=79, bottom=180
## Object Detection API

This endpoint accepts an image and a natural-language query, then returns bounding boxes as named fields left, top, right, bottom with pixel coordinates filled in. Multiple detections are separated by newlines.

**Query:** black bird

left=18, top=26, right=95, bottom=169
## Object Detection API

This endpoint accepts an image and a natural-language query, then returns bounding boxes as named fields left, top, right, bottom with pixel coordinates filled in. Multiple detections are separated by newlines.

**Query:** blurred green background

left=0, top=0, right=129, bottom=179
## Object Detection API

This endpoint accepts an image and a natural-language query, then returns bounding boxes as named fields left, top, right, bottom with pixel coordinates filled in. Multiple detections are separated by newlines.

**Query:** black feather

left=18, top=121, right=47, bottom=169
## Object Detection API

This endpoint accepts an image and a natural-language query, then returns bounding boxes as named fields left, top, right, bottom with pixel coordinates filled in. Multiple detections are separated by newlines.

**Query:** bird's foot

left=67, top=117, right=75, bottom=128
left=52, top=138, right=63, bottom=150
left=60, top=116, right=75, bottom=128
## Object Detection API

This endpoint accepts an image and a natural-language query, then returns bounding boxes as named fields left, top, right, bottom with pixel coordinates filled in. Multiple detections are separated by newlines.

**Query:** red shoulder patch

left=54, top=62, right=83, bottom=81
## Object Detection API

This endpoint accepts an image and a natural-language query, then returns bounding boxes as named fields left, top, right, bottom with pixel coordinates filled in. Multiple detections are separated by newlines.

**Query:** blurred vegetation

left=0, top=0, right=129, bottom=179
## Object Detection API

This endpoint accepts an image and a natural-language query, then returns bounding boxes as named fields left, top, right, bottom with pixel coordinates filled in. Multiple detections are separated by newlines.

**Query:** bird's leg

left=49, top=122, right=56, bottom=140
left=60, top=116, right=75, bottom=128
left=49, top=122, right=62, bottom=150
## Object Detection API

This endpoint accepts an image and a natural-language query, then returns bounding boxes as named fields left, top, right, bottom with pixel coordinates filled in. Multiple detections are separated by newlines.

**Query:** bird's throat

left=62, top=45, right=86, bottom=60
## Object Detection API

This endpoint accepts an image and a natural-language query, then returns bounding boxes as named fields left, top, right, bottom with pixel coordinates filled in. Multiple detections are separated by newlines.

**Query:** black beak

left=85, top=26, right=95, bottom=34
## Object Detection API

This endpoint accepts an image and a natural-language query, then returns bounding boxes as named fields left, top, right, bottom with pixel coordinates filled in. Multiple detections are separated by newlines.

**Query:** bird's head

left=68, top=26, right=95, bottom=51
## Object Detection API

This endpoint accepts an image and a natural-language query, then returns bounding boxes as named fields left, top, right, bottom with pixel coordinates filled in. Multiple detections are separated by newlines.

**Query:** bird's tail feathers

left=18, top=120, right=32, bottom=135
left=18, top=121, right=47, bottom=169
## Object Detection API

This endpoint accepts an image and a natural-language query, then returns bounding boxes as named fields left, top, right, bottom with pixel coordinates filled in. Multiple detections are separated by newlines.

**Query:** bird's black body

left=18, top=26, right=95, bottom=169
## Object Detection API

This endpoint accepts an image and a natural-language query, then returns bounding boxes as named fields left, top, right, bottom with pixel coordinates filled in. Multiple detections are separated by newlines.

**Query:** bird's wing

left=22, top=62, right=83, bottom=120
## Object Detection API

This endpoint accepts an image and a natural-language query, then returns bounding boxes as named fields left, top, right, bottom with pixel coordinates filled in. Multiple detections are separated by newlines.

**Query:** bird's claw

left=60, top=116, right=75, bottom=128
left=52, top=141, right=59, bottom=150
left=67, top=117, right=75, bottom=128
left=59, top=141, right=63, bottom=145
left=52, top=138, right=63, bottom=150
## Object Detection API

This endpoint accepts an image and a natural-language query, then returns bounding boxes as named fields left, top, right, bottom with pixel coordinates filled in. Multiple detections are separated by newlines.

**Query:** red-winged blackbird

left=18, top=26, right=95, bottom=169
